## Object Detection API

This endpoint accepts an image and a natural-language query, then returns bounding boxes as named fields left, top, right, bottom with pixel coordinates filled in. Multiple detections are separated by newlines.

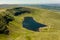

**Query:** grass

left=0, top=7, right=60, bottom=40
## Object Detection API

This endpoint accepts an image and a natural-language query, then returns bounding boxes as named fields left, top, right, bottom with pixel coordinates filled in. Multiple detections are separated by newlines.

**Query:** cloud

left=0, top=0, right=60, bottom=4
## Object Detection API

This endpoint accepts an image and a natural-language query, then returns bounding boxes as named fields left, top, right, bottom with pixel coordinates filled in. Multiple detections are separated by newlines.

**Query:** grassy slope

left=0, top=7, right=60, bottom=40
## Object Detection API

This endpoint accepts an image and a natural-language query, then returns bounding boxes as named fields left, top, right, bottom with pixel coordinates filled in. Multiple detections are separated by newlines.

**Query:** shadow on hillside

left=0, top=15, right=14, bottom=35
left=14, top=10, right=30, bottom=16
left=0, top=26, right=9, bottom=35
left=23, top=17, right=46, bottom=31
left=3, top=15, right=14, bottom=24
left=13, top=7, right=24, bottom=10
left=13, top=7, right=31, bottom=16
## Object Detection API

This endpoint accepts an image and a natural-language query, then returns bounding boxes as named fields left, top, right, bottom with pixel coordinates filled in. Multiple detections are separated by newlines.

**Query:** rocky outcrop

left=0, top=15, right=14, bottom=35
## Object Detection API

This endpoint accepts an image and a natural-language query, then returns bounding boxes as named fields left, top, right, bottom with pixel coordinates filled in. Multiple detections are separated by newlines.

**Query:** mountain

left=0, top=6, right=60, bottom=40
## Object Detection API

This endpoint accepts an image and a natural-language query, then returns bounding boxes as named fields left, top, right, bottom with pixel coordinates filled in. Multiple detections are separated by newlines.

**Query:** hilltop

left=0, top=7, right=60, bottom=40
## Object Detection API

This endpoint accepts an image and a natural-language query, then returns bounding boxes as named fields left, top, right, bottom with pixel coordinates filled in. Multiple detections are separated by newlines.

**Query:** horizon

left=0, top=0, right=60, bottom=4
left=0, top=3, right=60, bottom=5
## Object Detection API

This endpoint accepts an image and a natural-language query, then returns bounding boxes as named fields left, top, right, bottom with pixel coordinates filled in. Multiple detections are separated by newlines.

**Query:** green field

left=0, top=7, right=60, bottom=40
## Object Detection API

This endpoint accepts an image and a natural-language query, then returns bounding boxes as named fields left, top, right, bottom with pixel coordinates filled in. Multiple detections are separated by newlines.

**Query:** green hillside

left=0, top=7, right=60, bottom=40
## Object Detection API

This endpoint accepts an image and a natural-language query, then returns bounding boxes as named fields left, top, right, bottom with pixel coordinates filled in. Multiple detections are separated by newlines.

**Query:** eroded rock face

left=0, top=15, right=14, bottom=35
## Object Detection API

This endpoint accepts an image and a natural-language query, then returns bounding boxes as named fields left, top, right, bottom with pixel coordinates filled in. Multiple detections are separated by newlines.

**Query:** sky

left=0, top=0, right=60, bottom=4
